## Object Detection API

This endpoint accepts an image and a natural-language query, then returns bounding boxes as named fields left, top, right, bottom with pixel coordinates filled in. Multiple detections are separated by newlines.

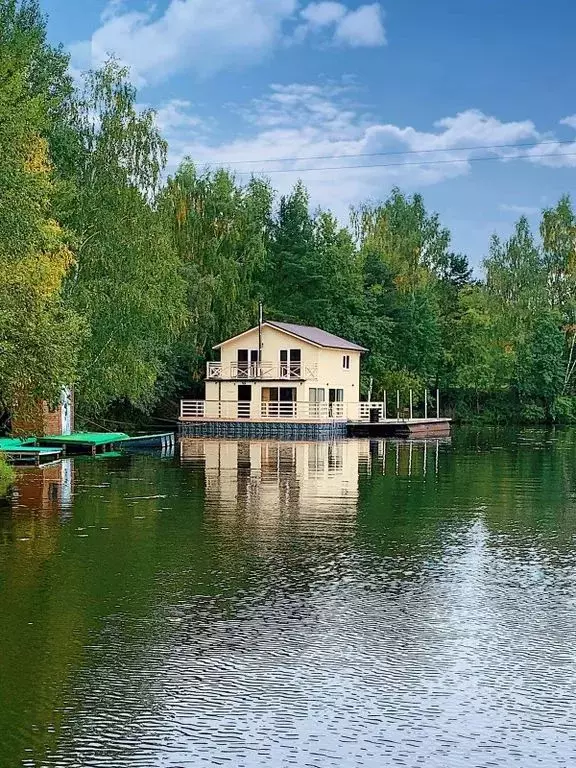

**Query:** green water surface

left=1, top=428, right=576, bottom=767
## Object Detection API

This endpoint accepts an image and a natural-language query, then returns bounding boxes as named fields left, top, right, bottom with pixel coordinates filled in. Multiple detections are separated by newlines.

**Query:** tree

left=57, top=62, right=186, bottom=417
left=264, top=181, right=317, bottom=321
left=0, top=0, right=82, bottom=417
left=160, top=163, right=272, bottom=389
left=353, top=188, right=451, bottom=294
left=514, top=311, right=564, bottom=415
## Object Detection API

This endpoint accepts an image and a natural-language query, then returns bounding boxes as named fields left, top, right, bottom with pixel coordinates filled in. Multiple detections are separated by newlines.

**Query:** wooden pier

left=347, top=418, right=452, bottom=438
left=0, top=438, right=62, bottom=466
left=38, top=432, right=129, bottom=455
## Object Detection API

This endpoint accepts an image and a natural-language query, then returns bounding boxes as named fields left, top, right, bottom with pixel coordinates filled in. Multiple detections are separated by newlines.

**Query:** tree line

left=2, top=0, right=576, bottom=426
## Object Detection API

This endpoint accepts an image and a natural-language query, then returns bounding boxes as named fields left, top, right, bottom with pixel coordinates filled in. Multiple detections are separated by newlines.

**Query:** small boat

left=113, top=433, right=175, bottom=456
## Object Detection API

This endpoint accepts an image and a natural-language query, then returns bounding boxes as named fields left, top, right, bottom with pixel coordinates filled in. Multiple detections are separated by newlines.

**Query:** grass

left=0, top=453, right=15, bottom=497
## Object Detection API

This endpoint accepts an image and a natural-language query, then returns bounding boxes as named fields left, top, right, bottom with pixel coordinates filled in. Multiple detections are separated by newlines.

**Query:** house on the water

left=180, top=321, right=367, bottom=437
left=179, top=320, right=451, bottom=439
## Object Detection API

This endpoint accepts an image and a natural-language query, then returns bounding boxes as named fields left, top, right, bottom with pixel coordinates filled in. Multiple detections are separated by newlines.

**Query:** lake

left=1, top=429, right=576, bottom=767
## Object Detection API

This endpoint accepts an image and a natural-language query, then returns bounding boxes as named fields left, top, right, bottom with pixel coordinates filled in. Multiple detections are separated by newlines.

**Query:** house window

left=343, top=355, right=350, bottom=370
left=237, top=349, right=259, bottom=378
left=280, top=349, right=302, bottom=378
left=309, top=388, right=325, bottom=417
left=328, top=388, right=344, bottom=417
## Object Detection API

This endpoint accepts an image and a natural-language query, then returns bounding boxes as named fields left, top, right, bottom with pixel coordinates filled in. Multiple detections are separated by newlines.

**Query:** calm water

left=1, top=429, right=576, bottom=767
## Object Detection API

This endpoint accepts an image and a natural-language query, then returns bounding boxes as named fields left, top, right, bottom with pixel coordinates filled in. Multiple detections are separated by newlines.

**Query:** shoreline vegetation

left=2, top=0, right=576, bottom=430
left=0, top=455, right=15, bottom=496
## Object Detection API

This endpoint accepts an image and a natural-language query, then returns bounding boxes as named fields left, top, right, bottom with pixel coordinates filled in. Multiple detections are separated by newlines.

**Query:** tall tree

left=160, top=163, right=272, bottom=388
left=57, top=61, right=186, bottom=418
left=264, top=182, right=317, bottom=320
left=0, top=0, right=82, bottom=418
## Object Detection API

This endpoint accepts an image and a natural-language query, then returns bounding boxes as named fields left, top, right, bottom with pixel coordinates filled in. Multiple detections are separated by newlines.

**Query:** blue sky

left=42, top=0, right=576, bottom=266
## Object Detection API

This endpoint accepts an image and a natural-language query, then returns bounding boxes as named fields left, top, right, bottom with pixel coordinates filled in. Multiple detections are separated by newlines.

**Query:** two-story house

left=182, top=321, right=367, bottom=424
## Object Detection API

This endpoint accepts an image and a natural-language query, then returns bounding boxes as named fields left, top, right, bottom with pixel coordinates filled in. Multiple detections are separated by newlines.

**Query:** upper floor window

left=343, top=355, right=350, bottom=370
left=280, top=349, right=301, bottom=378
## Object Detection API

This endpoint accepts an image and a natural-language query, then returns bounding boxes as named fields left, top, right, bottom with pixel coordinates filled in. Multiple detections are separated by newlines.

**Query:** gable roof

left=213, top=321, right=367, bottom=352
left=267, top=322, right=367, bottom=352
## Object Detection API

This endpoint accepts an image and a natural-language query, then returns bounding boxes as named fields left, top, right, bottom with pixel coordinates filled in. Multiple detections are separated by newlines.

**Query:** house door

left=309, top=387, right=325, bottom=418
left=279, top=387, right=297, bottom=418
left=237, top=349, right=259, bottom=378
left=280, top=349, right=302, bottom=378
left=238, top=385, right=252, bottom=419
left=329, top=388, right=344, bottom=418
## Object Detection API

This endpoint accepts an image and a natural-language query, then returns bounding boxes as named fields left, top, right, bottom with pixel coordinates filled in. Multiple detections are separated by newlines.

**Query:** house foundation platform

left=179, top=419, right=349, bottom=440
left=178, top=417, right=451, bottom=440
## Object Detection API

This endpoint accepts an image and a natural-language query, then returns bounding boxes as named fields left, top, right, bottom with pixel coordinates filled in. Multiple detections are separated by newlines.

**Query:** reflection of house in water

left=181, top=440, right=367, bottom=521
left=366, top=438, right=449, bottom=478
left=14, top=459, right=74, bottom=515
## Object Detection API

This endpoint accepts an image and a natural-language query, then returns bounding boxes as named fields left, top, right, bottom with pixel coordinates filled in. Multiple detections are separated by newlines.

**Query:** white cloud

left=71, top=0, right=386, bottom=86
left=560, top=115, right=576, bottom=130
left=299, top=2, right=386, bottom=47
left=155, top=82, right=564, bottom=220
left=70, top=0, right=298, bottom=86
left=153, top=100, right=206, bottom=134
left=301, top=2, right=347, bottom=27
left=334, top=4, right=386, bottom=47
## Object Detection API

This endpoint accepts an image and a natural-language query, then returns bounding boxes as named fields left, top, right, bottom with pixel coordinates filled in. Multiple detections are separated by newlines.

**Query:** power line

left=225, top=149, right=576, bottom=175
left=202, top=139, right=576, bottom=167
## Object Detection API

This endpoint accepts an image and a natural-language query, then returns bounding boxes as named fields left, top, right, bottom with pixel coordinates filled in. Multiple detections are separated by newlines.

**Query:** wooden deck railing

left=206, top=362, right=318, bottom=381
left=180, top=400, right=346, bottom=421
left=180, top=393, right=443, bottom=422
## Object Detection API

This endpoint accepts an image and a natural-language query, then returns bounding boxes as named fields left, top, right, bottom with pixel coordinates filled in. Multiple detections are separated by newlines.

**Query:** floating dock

left=37, top=432, right=175, bottom=456
left=113, top=433, right=175, bottom=453
left=347, top=418, right=452, bottom=438
left=0, top=438, right=63, bottom=466
left=38, top=432, right=129, bottom=455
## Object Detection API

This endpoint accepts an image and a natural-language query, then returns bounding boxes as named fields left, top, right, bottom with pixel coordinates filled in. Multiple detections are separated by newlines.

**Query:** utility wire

left=225, top=150, right=576, bottom=175
left=202, top=139, right=576, bottom=167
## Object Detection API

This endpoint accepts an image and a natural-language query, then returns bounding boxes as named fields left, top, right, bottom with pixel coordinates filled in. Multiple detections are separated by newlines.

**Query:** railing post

left=409, top=390, right=413, bottom=421
left=396, top=390, right=400, bottom=421
left=436, top=389, right=440, bottom=420
left=383, top=391, right=387, bottom=420
left=424, top=389, right=428, bottom=420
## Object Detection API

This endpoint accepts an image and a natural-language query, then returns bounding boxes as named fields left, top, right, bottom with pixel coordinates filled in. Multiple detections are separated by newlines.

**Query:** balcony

left=206, top=362, right=318, bottom=381
left=180, top=400, right=346, bottom=421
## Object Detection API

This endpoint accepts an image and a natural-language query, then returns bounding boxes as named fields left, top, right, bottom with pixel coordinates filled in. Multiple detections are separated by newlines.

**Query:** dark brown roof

left=267, top=322, right=368, bottom=352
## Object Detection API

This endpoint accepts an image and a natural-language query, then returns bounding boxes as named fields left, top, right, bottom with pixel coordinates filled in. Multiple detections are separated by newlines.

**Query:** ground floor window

left=309, top=388, right=326, bottom=417
left=261, top=387, right=297, bottom=417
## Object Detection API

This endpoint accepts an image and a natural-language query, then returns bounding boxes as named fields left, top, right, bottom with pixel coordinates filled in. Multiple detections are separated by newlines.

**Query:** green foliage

left=0, top=0, right=82, bottom=413
left=1, top=4, right=576, bottom=426
left=58, top=62, right=186, bottom=417
left=160, top=163, right=272, bottom=389
left=0, top=454, right=15, bottom=496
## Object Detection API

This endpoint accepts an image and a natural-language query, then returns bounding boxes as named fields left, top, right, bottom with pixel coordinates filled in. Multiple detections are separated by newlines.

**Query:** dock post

left=396, top=390, right=400, bottom=421
left=383, top=391, right=387, bottom=420
left=424, top=389, right=428, bottom=420
left=409, top=390, right=413, bottom=421
left=436, top=389, right=440, bottom=420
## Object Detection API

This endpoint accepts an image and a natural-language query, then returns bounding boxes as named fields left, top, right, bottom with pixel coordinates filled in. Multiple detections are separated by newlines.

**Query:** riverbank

left=0, top=454, right=15, bottom=496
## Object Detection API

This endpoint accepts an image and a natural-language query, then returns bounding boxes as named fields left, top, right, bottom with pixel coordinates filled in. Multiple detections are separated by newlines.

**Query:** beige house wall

left=208, top=325, right=362, bottom=411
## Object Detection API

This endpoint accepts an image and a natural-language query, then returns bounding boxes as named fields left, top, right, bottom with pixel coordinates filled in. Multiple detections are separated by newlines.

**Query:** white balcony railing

left=180, top=400, right=347, bottom=421
left=180, top=396, right=444, bottom=423
left=206, top=362, right=318, bottom=381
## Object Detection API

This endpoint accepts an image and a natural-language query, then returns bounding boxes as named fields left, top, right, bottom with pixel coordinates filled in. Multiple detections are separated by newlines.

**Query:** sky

left=42, top=0, right=576, bottom=266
